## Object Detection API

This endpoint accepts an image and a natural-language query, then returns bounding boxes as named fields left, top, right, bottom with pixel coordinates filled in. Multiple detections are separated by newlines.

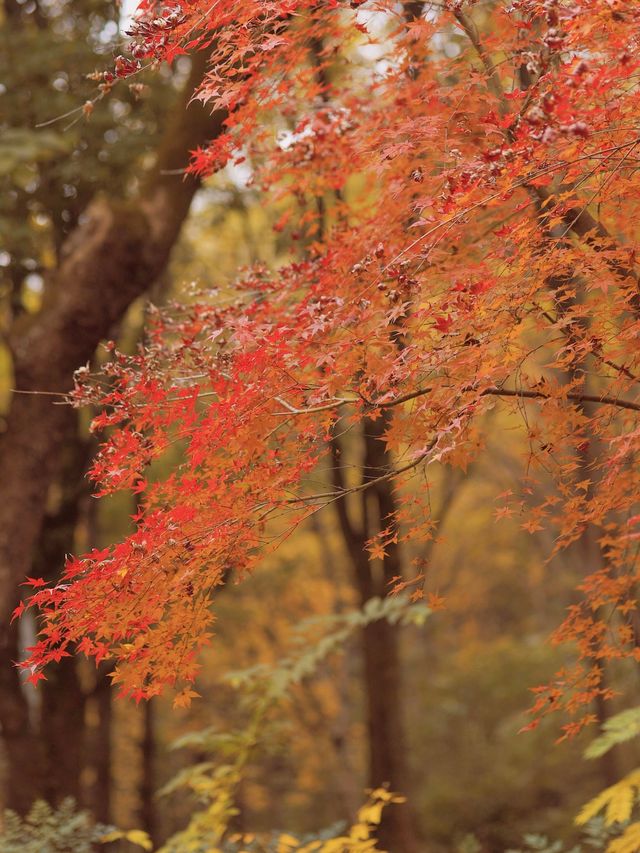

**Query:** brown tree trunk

left=32, top=411, right=91, bottom=805
left=0, top=621, right=43, bottom=812
left=310, top=514, right=362, bottom=820
left=85, top=667, right=113, bottom=823
left=0, top=50, right=224, bottom=812
left=139, top=699, right=157, bottom=845
left=40, top=658, right=85, bottom=805
left=332, top=414, right=419, bottom=853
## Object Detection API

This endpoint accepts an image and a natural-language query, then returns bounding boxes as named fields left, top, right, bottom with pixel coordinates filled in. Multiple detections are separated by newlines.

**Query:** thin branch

left=9, top=388, right=70, bottom=398
left=482, top=387, right=640, bottom=413
left=375, top=385, right=640, bottom=414
left=286, top=436, right=439, bottom=506
left=453, top=7, right=507, bottom=111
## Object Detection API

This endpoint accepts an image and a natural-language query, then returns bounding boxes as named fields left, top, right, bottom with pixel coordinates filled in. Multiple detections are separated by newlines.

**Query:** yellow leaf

left=319, top=841, right=350, bottom=853
left=577, top=788, right=615, bottom=826
left=608, top=822, right=640, bottom=853
left=100, top=828, right=152, bottom=849
left=369, top=788, right=405, bottom=805
left=357, top=802, right=383, bottom=826
left=125, top=829, right=153, bottom=850
left=576, top=770, right=640, bottom=827
left=100, top=831, right=125, bottom=844
left=368, top=788, right=389, bottom=801
left=350, top=820, right=372, bottom=841
left=607, top=784, right=635, bottom=826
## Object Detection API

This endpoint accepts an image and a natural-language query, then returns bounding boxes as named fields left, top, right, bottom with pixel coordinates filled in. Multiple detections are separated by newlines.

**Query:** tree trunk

left=85, top=667, right=113, bottom=823
left=31, top=411, right=90, bottom=805
left=0, top=621, right=44, bottom=812
left=139, top=699, right=157, bottom=845
left=40, top=657, right=85, bottom=805
left=0, top=49, right=224, bottom=812
left=332, top=415, right=419, bottom=853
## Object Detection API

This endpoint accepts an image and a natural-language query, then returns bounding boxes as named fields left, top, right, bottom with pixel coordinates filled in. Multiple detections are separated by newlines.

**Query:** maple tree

left=19, top=0, right=640, bottom=826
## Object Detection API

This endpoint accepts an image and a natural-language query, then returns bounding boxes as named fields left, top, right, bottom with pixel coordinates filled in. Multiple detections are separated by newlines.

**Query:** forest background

left=1, top=1, right=640, bottom=851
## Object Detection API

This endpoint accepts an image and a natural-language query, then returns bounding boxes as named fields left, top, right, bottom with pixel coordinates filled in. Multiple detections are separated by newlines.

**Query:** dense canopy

left=21, top=0, right=640, bottom=745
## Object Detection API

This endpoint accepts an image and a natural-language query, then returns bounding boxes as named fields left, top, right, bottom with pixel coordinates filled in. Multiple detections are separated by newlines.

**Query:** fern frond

left=576, top=770, right=640, bottom=827
left=586, top=708, right=640, bottom=760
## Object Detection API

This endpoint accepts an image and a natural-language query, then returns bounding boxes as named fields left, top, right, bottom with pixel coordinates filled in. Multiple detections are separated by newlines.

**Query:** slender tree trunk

left=362, top=416, right=417, bottom=853
left=32, top=411, right=90, bottom=804
left=40, top=658, right=85, bottom=805
left=0, top=621, right=44, bottom=812
left=332, top=415, right=419, bottom=853
left=139, top=699, right=157, bottom=845
left=85, top=668, right=113, bottom=823
left=310, top=514, right=361, bottom=820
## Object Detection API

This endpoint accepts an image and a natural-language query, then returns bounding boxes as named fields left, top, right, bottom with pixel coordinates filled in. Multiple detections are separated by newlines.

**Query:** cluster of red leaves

left=22, top=0, right=640, bottom=725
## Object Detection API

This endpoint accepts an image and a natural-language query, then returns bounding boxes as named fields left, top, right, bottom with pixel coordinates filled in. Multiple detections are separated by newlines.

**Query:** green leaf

left=585, top=708, right=640, bottom=759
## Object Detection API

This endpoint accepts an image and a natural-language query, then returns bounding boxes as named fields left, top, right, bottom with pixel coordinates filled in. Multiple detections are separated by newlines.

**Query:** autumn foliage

left=21, top=0, right=640, bottom=740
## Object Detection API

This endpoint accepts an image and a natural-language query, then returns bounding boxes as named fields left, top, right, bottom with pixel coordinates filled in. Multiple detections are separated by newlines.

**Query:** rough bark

left=0, top=49, right=224, bottom=813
